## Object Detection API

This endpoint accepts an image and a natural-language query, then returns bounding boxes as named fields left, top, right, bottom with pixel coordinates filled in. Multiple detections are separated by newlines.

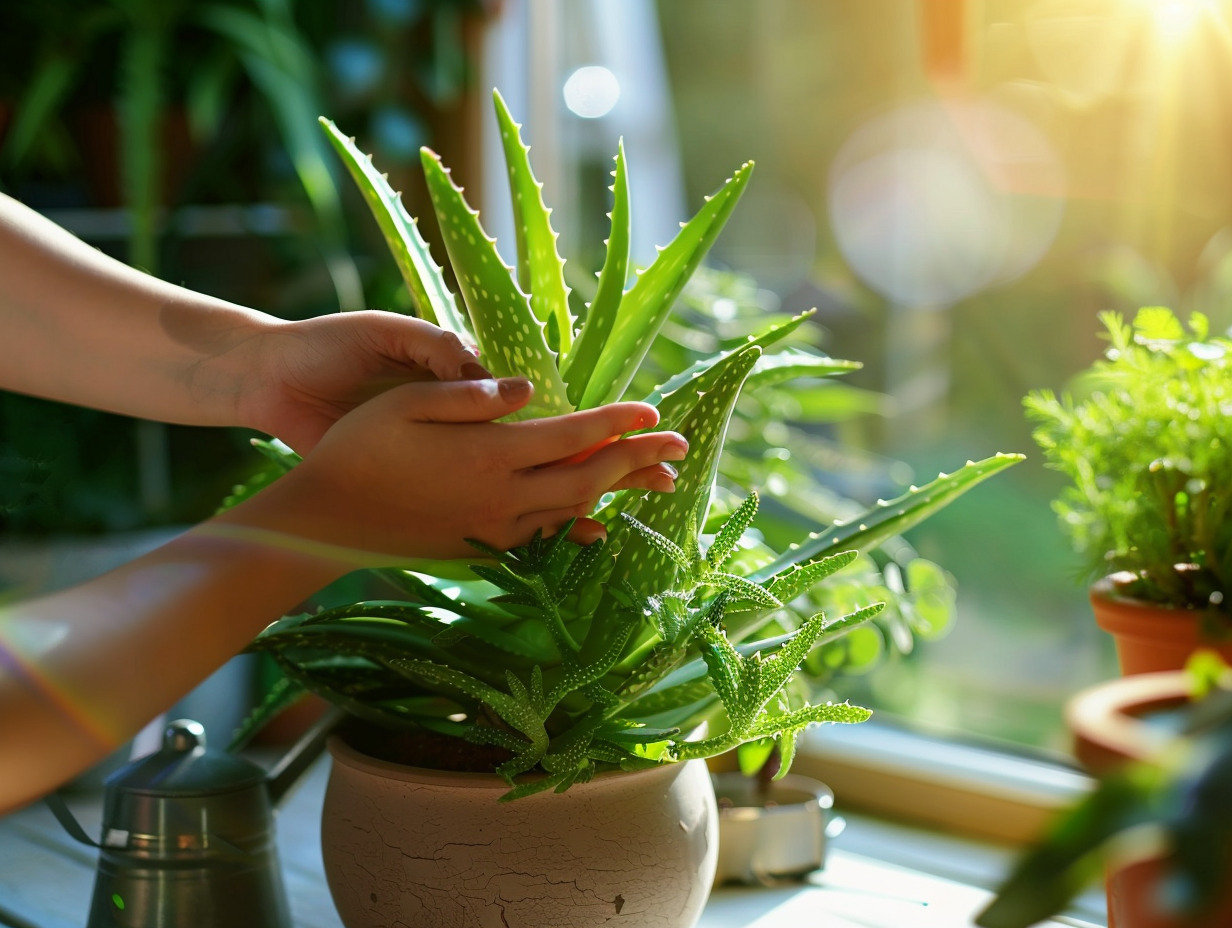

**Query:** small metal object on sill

left=712, top=772, right=836, bottom=887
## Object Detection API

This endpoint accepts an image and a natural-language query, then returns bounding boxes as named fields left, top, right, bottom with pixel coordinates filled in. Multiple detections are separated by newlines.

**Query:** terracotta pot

left=1090, top=578, right=1232, bottom=676
left=320, top=734, right=718, bottom=928
left=1066, top=673, right=1232, bottom=927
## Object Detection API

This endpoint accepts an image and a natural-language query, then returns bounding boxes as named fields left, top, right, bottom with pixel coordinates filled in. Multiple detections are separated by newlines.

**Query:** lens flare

left=828, top=100, right=1065, bottom=308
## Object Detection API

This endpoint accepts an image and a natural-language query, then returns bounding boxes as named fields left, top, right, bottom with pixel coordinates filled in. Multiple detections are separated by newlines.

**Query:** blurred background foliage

left=0, top=0, right=485, bottom=533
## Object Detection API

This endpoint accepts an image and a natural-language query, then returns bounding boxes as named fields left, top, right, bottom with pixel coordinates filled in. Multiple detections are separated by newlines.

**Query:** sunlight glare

left=1151, top=0, right=1213, bottom=40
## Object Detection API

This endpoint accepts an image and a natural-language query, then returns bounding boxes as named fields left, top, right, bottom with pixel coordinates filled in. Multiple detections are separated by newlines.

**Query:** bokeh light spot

left=828, top=100, right=1065, bottom=308
left=563, top=66, right=621, bottom=119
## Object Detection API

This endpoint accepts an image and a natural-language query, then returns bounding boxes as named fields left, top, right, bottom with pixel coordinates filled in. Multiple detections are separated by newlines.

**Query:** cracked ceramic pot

left=320, top=734, right=719, bottom=928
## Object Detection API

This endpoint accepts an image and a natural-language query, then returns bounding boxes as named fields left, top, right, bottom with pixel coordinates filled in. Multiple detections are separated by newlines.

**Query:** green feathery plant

left=1026, top=307, right=1232, bottom=612
left=232, top=91, right=1022, bottom=799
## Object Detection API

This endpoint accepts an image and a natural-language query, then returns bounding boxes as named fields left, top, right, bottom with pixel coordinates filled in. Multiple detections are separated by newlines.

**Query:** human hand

left=232, top=311, right=489, bottom=453
left=219, top=377, right=687, bottom=562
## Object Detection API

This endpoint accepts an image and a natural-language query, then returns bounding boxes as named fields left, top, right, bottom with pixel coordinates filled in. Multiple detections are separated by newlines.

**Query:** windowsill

left=790, top=718, right=1092, bottom=844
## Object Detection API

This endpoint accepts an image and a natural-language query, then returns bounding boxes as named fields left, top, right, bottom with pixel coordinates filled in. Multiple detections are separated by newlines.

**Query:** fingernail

left=461, top=361, right=492, bottom=380
left=661, top=463, right=679, bottom=479
left=660, top=437, right=689, bottom=460
left=467, top=344, right=482, bottom=357
left=498, top=377, right=533, bottom=401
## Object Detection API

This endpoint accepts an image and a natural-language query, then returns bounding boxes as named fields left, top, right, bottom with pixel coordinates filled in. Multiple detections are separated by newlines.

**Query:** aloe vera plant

left=234, top=91, right=1022, bottom=798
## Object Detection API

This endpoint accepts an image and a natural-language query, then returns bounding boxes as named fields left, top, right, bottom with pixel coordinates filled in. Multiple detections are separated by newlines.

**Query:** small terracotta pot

left=1066, top=673, right=1232, bottom=927
left=320, top=734, right=718, bottom=928
left=1090, top=578, right=1232, bottom=676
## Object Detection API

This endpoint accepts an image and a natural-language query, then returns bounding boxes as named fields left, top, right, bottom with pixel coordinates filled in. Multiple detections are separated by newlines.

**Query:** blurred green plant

left=1026, top=307, right=1232, bottom=611
left=978, top=653, right=1232, bottom=928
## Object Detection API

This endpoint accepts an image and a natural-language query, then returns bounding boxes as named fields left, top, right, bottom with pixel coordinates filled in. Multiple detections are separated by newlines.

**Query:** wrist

left=176, top=301, right=283, bottom=430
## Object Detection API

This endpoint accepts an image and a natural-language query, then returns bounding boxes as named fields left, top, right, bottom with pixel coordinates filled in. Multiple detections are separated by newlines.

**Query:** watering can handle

left=44, top=791, right=101, bottom=848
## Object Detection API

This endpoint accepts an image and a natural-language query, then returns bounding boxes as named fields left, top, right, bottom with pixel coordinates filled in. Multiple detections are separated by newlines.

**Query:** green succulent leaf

left=492, top=89, right=573, bottom=354
left=745, top=347, right=863, bottom=390
left=708, top=491, right=759, bottom=569
left=766, top=550, right=860, bottom=604
left=420, top=147, right=574, bottom=419
left=580, top=161, right=755, bottom=409
left=563, top=140, right=631, bottom=404
left=642, top=309, right=821, bottom=408
left=752, top=453, right=1026, bottom=581
left=318, top=117, right=468, bottom=334
left=609, top=345, right=762, bottom=596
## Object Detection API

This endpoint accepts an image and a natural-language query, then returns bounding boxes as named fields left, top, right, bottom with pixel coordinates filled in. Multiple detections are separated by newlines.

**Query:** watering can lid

left=106, top=719, right=266, bottom=797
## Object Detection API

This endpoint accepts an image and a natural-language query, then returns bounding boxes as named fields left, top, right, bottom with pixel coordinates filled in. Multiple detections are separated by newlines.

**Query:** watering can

left=47, top=710, right=342, bottom=928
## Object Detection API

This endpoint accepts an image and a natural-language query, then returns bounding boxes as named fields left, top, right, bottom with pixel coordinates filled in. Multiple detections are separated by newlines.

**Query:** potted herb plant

left=977, top=657, right=1232, bottom=928
left=1025, top=308, right=1232, bottom=675
left=231, top=91, right=1021, bottom=928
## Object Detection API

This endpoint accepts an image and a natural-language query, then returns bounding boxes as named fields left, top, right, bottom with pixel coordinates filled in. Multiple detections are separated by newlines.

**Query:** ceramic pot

left=1090, top=577, right=1232, bottom=676
left=320, top=734, right=718, bottom=928
left=1066, top=672, right=1232, bottom=927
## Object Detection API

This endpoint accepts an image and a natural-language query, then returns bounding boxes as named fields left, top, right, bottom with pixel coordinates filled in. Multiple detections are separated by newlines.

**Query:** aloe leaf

left=766, top=550, right=860, bottom=604
left=562, top=141, right=631, bottom=404
left=580, top=161, right=755, bottom=409
left=642, top=309, right=819, bottom=408
left=609, top=346, right=762, bottom=596
left=745, top=348, right=862, bottom=390
left=318, top=118, right=468, bottom=334
left=708, top=492, right=759, bottom=569
left=752, top=453, right=1026, bottom=582
left=421, top=148, right=574, bottom=419
left=492, top=90, right=573, bottom=354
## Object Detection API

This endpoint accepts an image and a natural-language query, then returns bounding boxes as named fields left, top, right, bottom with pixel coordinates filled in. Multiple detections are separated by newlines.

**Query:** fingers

left=519, top=431, right=688, bottom=511
left=370, top=312, right=491, bottom=381
left=366, top=376, right=535, bottom=424
left=507, top=402, right=662, bottom=469
left=610, top=462, right=679, bottom=493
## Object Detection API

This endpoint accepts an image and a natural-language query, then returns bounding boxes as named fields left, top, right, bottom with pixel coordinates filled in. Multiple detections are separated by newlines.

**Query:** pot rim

left=326, top=732, right=685, bottom=791
left=1064, top=670, right=1189, bottom=771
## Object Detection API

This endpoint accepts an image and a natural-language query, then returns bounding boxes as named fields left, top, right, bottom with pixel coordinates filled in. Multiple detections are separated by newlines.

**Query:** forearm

left=0, top=516, right=351, bottom=813
left=0, top=192, right=274, bottom=425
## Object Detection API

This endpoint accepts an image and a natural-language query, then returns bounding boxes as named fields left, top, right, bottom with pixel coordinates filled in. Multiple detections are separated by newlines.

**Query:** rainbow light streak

left=0, top=609, right=120, bottom=751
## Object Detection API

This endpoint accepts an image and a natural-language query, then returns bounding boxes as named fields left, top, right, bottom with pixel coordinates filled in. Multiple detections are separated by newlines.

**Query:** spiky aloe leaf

left=752, top=453, right=1026, bottom=581
left=563, top=140, right=631, bottom=404
left=608, top=345, right=762, bottom=598
left=767, top=550, right=860, bottom=604
left=492, top=90, right=573, bottom=354
left=420, top=148, right=574, bottom=419
left=318, top=118, right=468, bottom=335
left=579, top=161, right=755, bottom=409
left=745, top=347, right=862, bottom=390
left=388, top=657, right=550, bottom=769
left=642, top=309, right=820, bottom=407
left=708, top=491, right=759, bottom=569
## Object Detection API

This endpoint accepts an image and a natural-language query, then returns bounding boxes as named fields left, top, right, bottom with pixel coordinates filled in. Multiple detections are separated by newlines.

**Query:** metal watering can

left=48, top=711, right=340, bottom=928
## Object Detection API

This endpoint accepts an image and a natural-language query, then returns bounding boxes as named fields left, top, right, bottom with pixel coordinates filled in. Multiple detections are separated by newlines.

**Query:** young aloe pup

left=235, top=91, right=1022, bottom=799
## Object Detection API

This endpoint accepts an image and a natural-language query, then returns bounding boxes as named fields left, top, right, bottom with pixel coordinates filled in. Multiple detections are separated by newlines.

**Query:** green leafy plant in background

left=0, top=0, right=361, bottom=305
left=233, top=91, right=1022, bottom=798
left=1026, top=308, right=1232, bottom=612
left=978, top=654, right=1232, bottom=928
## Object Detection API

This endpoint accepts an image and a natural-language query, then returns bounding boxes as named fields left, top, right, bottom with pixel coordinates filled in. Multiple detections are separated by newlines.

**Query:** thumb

left=398, top=376, right=535, bottom=423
